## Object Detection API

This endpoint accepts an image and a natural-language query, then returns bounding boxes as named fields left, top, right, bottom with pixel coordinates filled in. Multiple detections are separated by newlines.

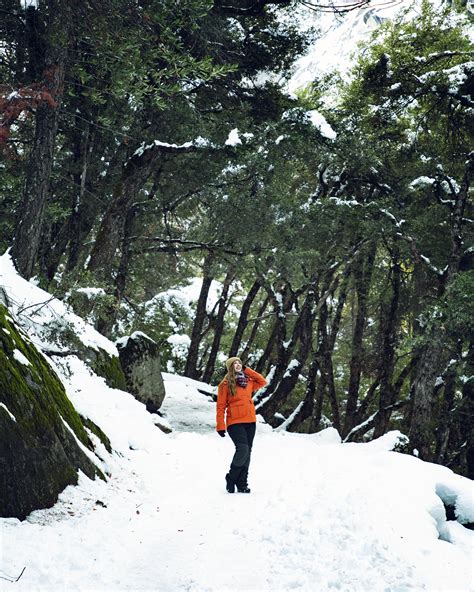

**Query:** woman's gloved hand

left=218, top=430, right=226, bottom=437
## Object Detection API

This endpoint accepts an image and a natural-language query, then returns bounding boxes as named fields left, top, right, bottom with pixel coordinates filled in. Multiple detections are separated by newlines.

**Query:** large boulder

left=116, top=332, right=165, bottom=413
left=0, top=304, right=103, bottom=520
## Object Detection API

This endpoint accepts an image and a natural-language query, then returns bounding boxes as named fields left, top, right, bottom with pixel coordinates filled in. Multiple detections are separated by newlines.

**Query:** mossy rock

left=41, top=317, right=127, bottom=391
left=0, top=304, right=104, bottom=520
left=89, top=350, right=127, bottom=391
left=80, top=415, right=112, bottom=453
left=117, top=332, right=166, bottom=413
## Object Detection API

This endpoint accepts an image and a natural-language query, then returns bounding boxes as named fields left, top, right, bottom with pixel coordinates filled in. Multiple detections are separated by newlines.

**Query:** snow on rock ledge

left=116, top=331, right=166, bottom=413
left=0, top=252, right=117, bottom=357
left=0, top=251, right=127, bottom=390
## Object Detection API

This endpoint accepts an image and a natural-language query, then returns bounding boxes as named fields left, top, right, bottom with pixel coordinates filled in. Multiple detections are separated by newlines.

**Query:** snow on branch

left=419, top=255, right=447, bottom=276
left=132, top=136, right=212, bottom=160
left=343, top=400, right=408, bottom=443
left=275, top=401, right=304, bottom=431
left=379, top=208, right=405, bottom=229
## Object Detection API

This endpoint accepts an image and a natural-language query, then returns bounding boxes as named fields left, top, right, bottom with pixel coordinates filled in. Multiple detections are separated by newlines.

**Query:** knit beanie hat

left=225, top=356, right=242, bottom=371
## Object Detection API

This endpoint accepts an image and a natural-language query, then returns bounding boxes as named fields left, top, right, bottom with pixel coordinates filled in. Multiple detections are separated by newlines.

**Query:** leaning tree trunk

left=343, top=245, right=376, bottom=437
left=66, top=137, right=126, bottom=273
left=229, top=279, right=261, bottom=357
left=258, top=288, right=316, bottom=424
left=255, top=285, right=293, bottom=375
left=286, top=274, right=349, bottom=434
left=202, top=268, right=235, bottom=383
left=184, top=254, right=214, bottom=379
left=87, top=141, right=196, bottom=280
left=87, top=153, right=155, bottom=279
left=285, top=353, right=320, bottom=432
left=240, top=294, right=270, bottom=363
left=11, top=1, right=69, bottom=279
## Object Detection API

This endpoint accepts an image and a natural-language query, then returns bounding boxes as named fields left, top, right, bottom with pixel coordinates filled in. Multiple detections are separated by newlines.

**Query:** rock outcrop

left=0, top=304, right=103, bottom=520
left=116, top=332, right=166, bottom=413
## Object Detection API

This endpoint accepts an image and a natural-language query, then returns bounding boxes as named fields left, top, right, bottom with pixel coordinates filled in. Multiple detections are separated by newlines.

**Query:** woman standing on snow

left=216, top=356, right=267, bottom=494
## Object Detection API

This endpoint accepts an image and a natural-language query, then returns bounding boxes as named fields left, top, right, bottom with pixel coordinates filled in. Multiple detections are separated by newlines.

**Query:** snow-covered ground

left=1, top=252, right=473, bottom=592
left=2, top=372, right=474, bottom=591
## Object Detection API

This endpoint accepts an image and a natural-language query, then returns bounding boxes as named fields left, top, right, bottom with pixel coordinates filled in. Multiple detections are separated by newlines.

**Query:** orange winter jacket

left=216, top=367, right=268, bottom=432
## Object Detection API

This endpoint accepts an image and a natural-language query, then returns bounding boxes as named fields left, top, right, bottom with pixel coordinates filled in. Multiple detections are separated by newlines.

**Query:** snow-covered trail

left=2, top=373, right=473, bottom=592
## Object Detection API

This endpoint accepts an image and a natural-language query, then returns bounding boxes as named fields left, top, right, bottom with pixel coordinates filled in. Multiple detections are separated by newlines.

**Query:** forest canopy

left=0, top=0, right=473, bottom=477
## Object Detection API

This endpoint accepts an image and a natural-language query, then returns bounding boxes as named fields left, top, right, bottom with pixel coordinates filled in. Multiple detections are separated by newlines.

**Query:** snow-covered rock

left=0, top=304, right=101, bottom=520
left=116, top=331, right=166, bottom=413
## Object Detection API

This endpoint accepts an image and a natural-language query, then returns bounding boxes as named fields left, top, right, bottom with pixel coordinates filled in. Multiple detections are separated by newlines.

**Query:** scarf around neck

left=236, top=371, right=248, bottom=388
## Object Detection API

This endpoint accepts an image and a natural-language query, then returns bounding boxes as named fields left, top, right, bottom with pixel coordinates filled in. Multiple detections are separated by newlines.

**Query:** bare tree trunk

left=39, top=119, right=95, bottom=282
left=434, top=362, right=458, bottom=465
left=408, top=336, right=451, bottom=459
left=240, top=294, right=270, bottom=363
left=321, top=339, right=341, bottom=434
left=11, top=2, right=69, bottom=278
left=373, top=257, right=401, bottom=438
left=66, top=140, right=126, bottom=273
left=86, top=153, right=155, bottom=279
left=460, top=340, right=474, bottom=479
left=87, top=142, right=195, bottom=279
left=343, top=245, right=376, bottom=437
left=229, top=279, right=261, bottom=357
left=202, top=269, right=235, bottom=383
left=286, top=266, right=351, bottom=434
left=255, top=319, right=278, bottom=374
left=344, top=400, right=408, bottom=443
left=255, top=285, right=293, bottom=375
left=114, top=209, right=136, bottom=306
left=285, top=354, right=319, bottom=432
left=409, top=154, right=472, bottom=460
left=258, top=288, right=316, bottom=424
left=184, top=254, right=214, bottom=379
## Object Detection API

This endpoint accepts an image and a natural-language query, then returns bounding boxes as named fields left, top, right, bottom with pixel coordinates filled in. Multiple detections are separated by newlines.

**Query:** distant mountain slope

left=288, top=0, right=430, bottom=91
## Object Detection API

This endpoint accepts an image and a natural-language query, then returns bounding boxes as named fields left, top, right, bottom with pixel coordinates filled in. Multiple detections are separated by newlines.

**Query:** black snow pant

left=227, top=422, right=256, bottom=488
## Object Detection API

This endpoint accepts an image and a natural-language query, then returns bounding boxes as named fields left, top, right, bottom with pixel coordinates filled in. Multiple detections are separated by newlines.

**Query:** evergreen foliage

left=1, top=0, right=472, bottom=475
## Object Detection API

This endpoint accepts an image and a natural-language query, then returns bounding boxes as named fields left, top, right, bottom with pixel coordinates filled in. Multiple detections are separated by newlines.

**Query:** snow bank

left=2, top=366, right=473, bottom=592
left=53, top=355, right=163, bottom=457
left=0, top=251, right=117, bottom=356
left=1, top=250, right=472, bottom=592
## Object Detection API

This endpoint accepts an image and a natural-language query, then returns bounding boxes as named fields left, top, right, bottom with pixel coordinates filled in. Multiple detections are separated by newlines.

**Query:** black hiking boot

left=225, top=473, right=235, bottom=493
left=236, top=467, right=250, bottom=493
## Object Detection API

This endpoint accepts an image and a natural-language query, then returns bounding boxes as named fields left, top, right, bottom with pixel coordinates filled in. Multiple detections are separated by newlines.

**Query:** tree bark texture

left=408, top=334, right=451, bottom=460
left=86, top=151, right=156, bottom=278
left=433, top=363, right=457, bottom=465
left=258, top=288, right=316, bottom=424
left=373, top=258, right=401, bottom=438
left=284, top=354, right=320, bottom=432
left=240, top=294, right=270, bottom=363
left=11, top=2, right=68, bottom=278
left=229, top=279, right=261, bottom=357
left=408, top=154, right=472, bottom=459
left=184, top=254, right=214, bottom=379
left=87, top=142, right=197, bottom=280
left=343, top=245, right=376, bottom=437
left=255, top=285, right=293, bottom=375
left=460, top=341, right=474, bottom=479
left=202, top=268, right=235, bottom=383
